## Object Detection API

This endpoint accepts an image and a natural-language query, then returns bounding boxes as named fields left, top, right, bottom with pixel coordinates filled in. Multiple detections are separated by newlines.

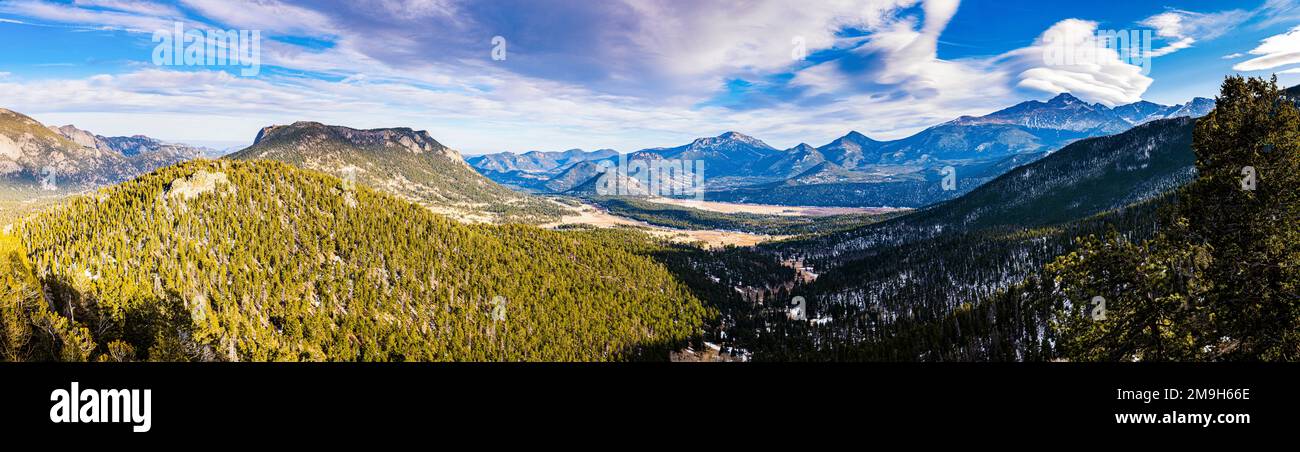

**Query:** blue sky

left=1, top=0, right=1298, bottom=154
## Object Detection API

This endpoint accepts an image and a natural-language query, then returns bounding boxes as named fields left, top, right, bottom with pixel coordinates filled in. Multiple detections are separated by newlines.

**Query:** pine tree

left=1182, top=76, right=1300, bottom=359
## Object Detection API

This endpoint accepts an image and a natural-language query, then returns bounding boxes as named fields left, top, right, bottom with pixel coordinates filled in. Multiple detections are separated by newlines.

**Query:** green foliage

left=1, top=231, right=99, bottom=361
left=1045, top=228, right=1213, bottom=361
left=1180, top=76, right=1300, bottom=359
left=0, top=232, right=41, bottom=360
left=11, top=159, right=709, bottom=361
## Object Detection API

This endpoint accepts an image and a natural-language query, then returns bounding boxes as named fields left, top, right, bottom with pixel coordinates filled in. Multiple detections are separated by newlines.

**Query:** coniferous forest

left=2, top=160, right=710, bottom=361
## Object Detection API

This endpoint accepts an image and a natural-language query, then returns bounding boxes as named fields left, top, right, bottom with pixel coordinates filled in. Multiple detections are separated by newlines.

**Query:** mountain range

left=49, top=124, right=207, bottom=159
left=468, top=93, right=1215, bottom=207
left=948, top=92, right=1213, bottom=133
left=468, top=148, right=618, bottom=174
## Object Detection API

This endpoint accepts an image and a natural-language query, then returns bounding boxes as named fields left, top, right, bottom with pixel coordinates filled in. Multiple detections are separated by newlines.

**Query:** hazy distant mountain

left=851, top=93, right=1208, bottom=166
left=468, top=92, right=1217, bottom=208
left=468, top=148, right=617, bottom=174
left=641, top=131, right=778, bottom=177
left=751, top=143, right=826, bottom=179
left=816, top=131, right=884, bottom=170
left=466, top=148, right=620, bottom=193
left=227, top=121, right=565, bottom=223
left=863, top=93, right=1212, bottom=166
left=544, top=160, right=611, bottom=193
left=100, top=135, right=202, bottom=158
left=563, top=164, right=651, bottom=197
left=785, top=161, right=878, bottom=185
left=0, top=109, right=196, bottom=202
left=949, top=93, right=1212, bottom=133
left=49, top=125, right=205, bottom=170
left=1164, top=97, right=1216, bottom=119
left=474, top=131, right=780, bottom=193
left=874, top=123, right=1089, bottom=164
left=1111, top=101, right=1171, bottom=125
left=950, top=93, right=1131, bottom=133
left=703, top=94, right=1215, bottom=207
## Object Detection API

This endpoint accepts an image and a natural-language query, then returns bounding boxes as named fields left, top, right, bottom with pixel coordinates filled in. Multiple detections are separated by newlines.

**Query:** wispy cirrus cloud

left=178, top=0, right=336, bottom=36
left=1141, top=8, right=1252, bottom=58
left=1256, top=0, right=1300, bottom=28
left=0, top=0, right=182, bottom=32
left=72, top=0, right=183, bottom=18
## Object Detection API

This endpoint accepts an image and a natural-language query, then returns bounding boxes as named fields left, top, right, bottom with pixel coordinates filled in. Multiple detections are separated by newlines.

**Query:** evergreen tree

left=1182, top=76, right=1300, bottom=359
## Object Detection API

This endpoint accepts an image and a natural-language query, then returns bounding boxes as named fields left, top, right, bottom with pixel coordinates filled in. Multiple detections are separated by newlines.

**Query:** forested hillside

left=751, top=196, right=1176, bottom=361
left=2, top=160, right=709, bottom=361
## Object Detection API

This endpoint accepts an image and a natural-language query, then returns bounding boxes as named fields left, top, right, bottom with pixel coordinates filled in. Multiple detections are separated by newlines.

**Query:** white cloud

left=801, top=9, right=1167, bottom=110
left=1140, top=9, right=1250, bottom=58
left=1233, top=25, right=1300, bottom=72
left=0, top=0, right=192, bottom=32
left=4, top=0, right=1003, bottom=151
left=789, top=63, right=849, bottom=96
left=177, top=0, right=336, bottom=36
left=72, top=0, right=181, bottom=18
left=999, top=19, right=1152, bottom=106
left=857, top=0, right=968, bottom=89
left=620, top=0, right=910, bottom=78
left=1256, top=0, right=1300, bottom=28
left=366, top=0, right=459, bottom=20
left=0, top=0, right=1202, bottom=151
left=790, top=1, right=971, bottom=96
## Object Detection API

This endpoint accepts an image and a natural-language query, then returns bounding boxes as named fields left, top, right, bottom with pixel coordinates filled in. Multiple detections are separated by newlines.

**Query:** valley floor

left=541, top=200, right=786, bottom=248
left=642, top=197, right=905, bottom=217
